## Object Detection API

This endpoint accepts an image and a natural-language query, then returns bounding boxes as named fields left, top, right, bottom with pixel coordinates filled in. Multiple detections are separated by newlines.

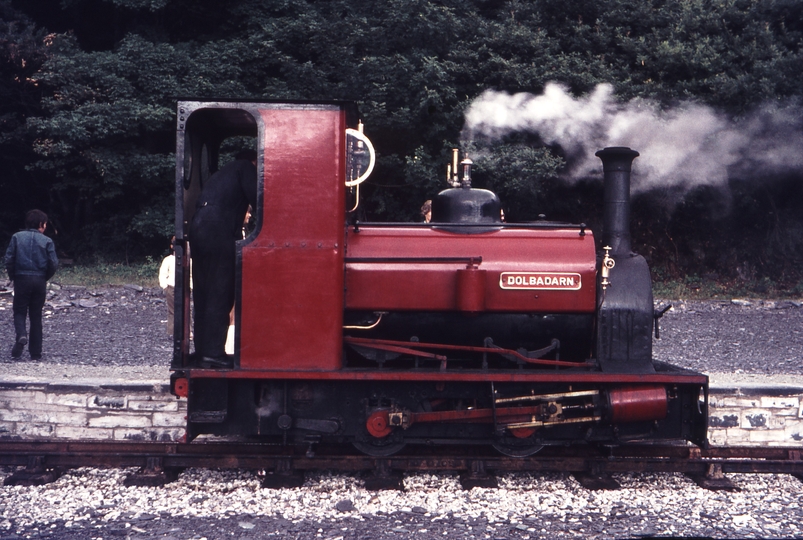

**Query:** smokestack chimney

left=595, top=147, right=639, bottom=255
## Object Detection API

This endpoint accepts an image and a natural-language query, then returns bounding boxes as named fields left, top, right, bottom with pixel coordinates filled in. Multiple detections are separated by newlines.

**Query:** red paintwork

left=343, top=336, right=588, bottom=368
left=366, top=411, right=393, bottom=437
left=174, top=377, right=189, bottom=398
left=608, top=385, right=668, bottom=422
left=238, top=106, right=346, bottom=371
left=344, top=226, right=596, bottom=313
left=405, top=405, right=543, bottom=425
left=211, top=103, right=595, bottom=373
left=456, top=267, right=486, bottom=312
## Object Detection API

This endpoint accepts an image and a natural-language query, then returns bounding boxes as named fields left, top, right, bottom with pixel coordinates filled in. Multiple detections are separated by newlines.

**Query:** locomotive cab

left=171, top=104, right=260, bottom=368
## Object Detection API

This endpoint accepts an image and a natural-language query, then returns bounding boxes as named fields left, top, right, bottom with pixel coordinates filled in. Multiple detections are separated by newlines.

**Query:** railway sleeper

left=3, top=455, right=63, bottom=487
left=459, top=460, right=498, bottom=489
left=261, top=458, right=305, bottom=489
left=686, top=463, right=740, bottom=492
left=123, top=456, right=181, bottom=487
left=572, top=461, right=621, bottom=491
left=363, top=459, right=404, bottom=491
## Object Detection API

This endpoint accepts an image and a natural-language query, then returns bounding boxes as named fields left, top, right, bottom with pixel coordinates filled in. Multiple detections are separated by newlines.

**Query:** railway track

left=1, top=440, right=802, bottom=491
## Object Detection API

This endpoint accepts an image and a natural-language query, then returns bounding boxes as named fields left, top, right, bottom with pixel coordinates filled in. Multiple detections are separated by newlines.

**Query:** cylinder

left=595, top=147, right=639, bottom=255
left=607, top=385, right=667, bottom=423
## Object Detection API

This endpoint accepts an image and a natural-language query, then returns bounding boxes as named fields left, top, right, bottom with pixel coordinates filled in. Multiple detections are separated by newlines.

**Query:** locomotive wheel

left=353, top=408, right=406, bottom=456
left=351, top=439, right=407, bottom=457
left=491, top=435, right=544, bottom=457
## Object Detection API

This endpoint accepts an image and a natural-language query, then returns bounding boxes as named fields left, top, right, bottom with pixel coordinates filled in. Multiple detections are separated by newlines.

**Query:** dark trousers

left=12, top=275, right=47, bottom=357
left=190, top=210, right=236, bottom=359
left=164, top=285, right=174, bottom=336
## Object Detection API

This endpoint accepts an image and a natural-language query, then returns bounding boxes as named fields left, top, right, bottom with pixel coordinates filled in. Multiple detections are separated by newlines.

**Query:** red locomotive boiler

left=170, top=100, right=708, bottom=456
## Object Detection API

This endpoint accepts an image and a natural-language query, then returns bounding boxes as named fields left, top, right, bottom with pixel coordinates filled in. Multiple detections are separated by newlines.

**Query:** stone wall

left=708, top=389, right=803, bottom=446
left=0, top=382, right=186, bottom=442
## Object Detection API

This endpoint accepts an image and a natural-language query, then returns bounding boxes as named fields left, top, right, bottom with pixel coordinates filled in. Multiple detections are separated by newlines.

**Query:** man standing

left=4, top=209, right=58, bottom=360
left=189, top=150, right=257, bottom=368
left=159, top=236, right=177, bottom=336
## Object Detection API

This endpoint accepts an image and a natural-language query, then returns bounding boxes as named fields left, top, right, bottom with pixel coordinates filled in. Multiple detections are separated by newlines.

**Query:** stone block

left=152, top=412, right=186, bottom=428
left=45, top=393, right=89, bottom=408
left=0, top=390, right=46, bottom=403
left=741, top=409, right=770, bottom=429
left=0, top=408, right=90, bottom=426
left=113, top=427, right=185, bottom=442
left=127, top=399, right=179, bottom=412
left=749, top=428, right=801, bottom=444
left=89, top=395, right=127, bottom=409
left=4, top=401, right=79, bottom=413
left=707, top=429, right=728, bottom=446
left=17, top=423, right=55, bottom=437
left=760, top=396, right=801, bottom=409
left=0, top=421, right=14, bottom=436
left=769, top=416, right=803, bottom=431
left=774, top=406, right=802, bottom=417
left=723, top=428, right=750, bottom=443
left=708, top=395, right=726, bottom=408
left=719, top=396, right=761, bottom=408
left=54, top=426, right=114, bottom=440
left=88, top=414, right=151, bottom=428
left=22, top=402, right=87, bottom=414
left=708, top=414, right=739, bottom=428
left=769, top=415, right=789, bottom=430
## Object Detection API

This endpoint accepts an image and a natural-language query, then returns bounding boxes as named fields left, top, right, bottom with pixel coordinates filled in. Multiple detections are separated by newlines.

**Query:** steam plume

left=462, top=83, right=803, bottom=192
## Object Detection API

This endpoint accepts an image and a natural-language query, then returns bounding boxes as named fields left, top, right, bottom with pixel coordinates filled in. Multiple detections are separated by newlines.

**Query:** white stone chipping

left=1, top=467, right=802, bottom=538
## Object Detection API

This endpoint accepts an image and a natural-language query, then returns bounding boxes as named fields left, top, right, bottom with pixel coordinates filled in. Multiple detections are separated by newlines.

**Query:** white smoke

left=462, top=82, right=803, bottom=192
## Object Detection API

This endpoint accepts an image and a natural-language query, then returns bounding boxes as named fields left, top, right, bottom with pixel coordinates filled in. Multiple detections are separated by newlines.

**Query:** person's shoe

left=198, top=356, right=233, bottom=369
left=11, top=337, right=27, bottom=358
left=30, top=355, right=41, bottom=360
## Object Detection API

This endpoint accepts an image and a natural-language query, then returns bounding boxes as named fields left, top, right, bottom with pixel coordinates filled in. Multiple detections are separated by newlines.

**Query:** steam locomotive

left=169, top=100, right=708, bottom=457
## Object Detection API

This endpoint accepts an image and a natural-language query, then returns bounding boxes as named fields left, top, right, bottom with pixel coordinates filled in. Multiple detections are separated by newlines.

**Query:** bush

left=53, top=259, right=160, bottom=288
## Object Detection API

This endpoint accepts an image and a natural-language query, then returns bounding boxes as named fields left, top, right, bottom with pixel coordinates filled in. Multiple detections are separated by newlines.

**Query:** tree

left=3, top=0, right=802, bottom=287
left=0, top=0, right=48, bottom=238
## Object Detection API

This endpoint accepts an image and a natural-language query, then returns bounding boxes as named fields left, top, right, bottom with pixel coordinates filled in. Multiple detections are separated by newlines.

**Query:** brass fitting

left=601, top=246, right=615, bottom=290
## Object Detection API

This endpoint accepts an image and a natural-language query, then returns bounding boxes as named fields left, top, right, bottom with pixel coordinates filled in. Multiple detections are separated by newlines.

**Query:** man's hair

left=235, top=149, right=258, bottom=162
left=420, top=200, right=432, bottom=215
left=25, top=209, right=48, bottom=229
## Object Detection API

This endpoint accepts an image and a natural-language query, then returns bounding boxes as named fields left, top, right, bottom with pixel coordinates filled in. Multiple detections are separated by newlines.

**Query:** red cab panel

left=239, top=105, right=347, bottom=371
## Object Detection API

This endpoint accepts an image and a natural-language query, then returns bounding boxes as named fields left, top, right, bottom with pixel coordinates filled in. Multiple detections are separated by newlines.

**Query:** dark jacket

left=194, top=159, right=258, bottom=239
left=5, top=229, right=58, bottom=281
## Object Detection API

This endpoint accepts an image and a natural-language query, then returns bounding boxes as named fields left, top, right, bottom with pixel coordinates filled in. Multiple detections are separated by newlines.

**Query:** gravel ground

left=652, top=297, right=803, bottom=376
left=1, top=284, right=803, bottom=539
left=0, top=284, right=172, bottom=382
left=1, top=468, right=802, bottom=539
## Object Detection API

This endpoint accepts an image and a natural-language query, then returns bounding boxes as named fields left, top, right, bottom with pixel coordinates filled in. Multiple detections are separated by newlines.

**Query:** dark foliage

left=0, top=0, right=801, bottom=287
left=0, top=1, right=48, bottom=240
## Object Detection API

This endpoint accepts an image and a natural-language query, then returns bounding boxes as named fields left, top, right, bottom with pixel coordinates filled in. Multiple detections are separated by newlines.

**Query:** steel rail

left=1, top=440, right=802, bottom=478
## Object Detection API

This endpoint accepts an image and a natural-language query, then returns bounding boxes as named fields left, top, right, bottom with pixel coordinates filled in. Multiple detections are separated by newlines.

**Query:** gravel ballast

left=1, top=468, right=802, bottom=539
left=1, top=284, right=803, bottom=538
